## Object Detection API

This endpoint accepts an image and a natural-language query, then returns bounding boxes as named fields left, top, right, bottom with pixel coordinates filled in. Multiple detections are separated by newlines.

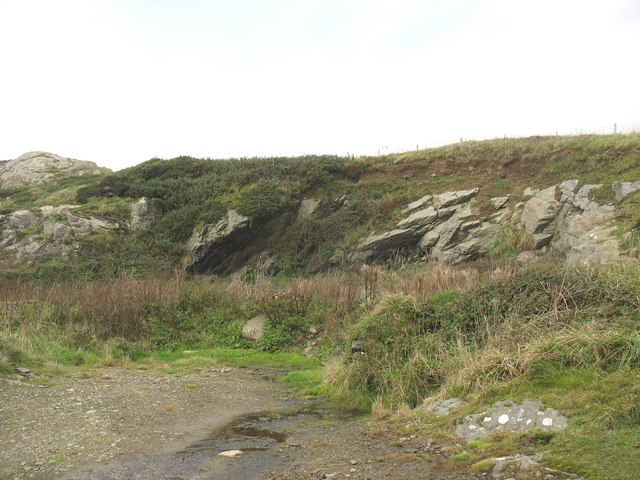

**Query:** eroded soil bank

left=0, top=367, right=474, bottom=480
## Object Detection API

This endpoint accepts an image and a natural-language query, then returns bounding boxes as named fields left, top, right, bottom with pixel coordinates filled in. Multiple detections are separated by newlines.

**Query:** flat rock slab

left=456, top=400, right=568, bottom=441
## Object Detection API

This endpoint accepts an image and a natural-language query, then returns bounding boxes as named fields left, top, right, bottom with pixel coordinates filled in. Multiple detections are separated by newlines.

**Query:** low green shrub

left=236, top=179, right=291, bottom=221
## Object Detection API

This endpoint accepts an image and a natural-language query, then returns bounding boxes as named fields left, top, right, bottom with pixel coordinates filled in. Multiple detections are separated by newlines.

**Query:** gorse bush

left=236, top=179, right=291, bottom=220
left=75, top=155, right=348, bottom=244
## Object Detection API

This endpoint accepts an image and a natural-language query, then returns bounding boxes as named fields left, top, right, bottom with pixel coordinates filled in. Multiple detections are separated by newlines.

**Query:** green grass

left=281, top=368, right=325, bottom=391
left=74, top=196, right=134, bottom=225
left=142, top=348, right=320, bottom=370
left=467, top=367, right=640, bottom=480
left=471, top=458, right=494, bottom=472
left=410, top=367, right=640, bottom=479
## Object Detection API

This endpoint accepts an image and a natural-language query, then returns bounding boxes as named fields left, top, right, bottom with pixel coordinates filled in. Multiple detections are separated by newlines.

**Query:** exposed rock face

left=397, top=206, right=437, bottom=229
left=347, top=187, right=493, bottom=265
left=433, top=188, right=479, bottom=209
left=612, top=180, right=640, bottom=202
left=520, top=185, right=559, bottom=242
left=401, top=195, right=432, bottom=214
left=351, top=228, right=418, bottom=264
left=0, top=152, right=106, bottom=189
left=130, top=198, right=161, bottom=232
left=552, top=184, right=619, bottom=265
left=345, top=178, right=626, bottom=268
left=186, top=208, right=296, bottom=275
left=0, top=206, right=118, bottom=261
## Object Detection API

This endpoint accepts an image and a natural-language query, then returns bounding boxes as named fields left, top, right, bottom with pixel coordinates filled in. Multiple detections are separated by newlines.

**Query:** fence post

left=614, top=123, right=617, bottom=134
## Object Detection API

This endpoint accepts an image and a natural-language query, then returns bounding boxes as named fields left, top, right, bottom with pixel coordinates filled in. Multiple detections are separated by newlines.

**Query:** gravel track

left=1, top=367, right=476, bottom=480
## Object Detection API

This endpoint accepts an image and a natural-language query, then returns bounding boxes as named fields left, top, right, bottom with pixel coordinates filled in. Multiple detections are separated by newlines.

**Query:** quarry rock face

left=0, top=156, right=634, bottom=273
left=348, top=187, right=487, bottom=265
left=553, top=184, right=619, bottom=265
left=186, top=208, right=296, bottom=275
left=187, top=210, right=250, bottom=274
left=0, top=152, right=105, bottom=189
left=344, top=179, right=623, bottom=269
left=401, top=194, right=432, bottom=214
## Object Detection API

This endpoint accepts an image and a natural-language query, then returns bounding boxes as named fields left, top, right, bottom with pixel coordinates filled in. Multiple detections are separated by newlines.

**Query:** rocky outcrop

left=345, top=178, right=626, bottom=268
left=551, top=184, right=619, bottom=265
left=130, top=198, right=161, bottom=232
left=612, top=180, right=640, bottom=202
left=186, top=208, right=296, bottom=275
left=0, top=206, right=118, bottom=261
left=402, top=195, right=432, bottom=214
left=520, top=185, right=559, bottom=247
left=0, top=152, right=106, bottom=189
left=347, top=187, right=494, bottom=265
left=456, top=399, right=568, bottom=441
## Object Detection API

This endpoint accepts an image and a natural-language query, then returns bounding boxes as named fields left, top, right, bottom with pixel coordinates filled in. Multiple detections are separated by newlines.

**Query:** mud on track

left=1, top=367, right=476, bottom=480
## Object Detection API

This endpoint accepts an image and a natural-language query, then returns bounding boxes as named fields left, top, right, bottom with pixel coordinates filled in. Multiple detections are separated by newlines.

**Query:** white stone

left=218, top=450, right=243, bottom=458
left=542, top=418, right=553, bottom=427
left=520, top=185, right=559, bottom=234
left=242, top=315, right=266, bottom=340
left=483, top=417, right=492, bottom=423
left=498, top=414, right=510, bottom=425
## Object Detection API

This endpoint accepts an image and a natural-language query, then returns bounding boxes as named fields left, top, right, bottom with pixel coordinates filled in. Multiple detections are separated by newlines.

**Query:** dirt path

left=0, top=367, right=476, bottom=480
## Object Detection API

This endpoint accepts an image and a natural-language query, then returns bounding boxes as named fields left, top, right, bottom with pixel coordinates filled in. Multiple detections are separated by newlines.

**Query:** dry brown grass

left=0, top=260, right=527, bottom=348
left=0, top=274, right=191, bottom=337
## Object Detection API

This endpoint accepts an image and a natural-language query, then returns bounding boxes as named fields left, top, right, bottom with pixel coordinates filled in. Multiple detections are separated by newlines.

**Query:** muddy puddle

left=58, top=403, right=348, bottom=480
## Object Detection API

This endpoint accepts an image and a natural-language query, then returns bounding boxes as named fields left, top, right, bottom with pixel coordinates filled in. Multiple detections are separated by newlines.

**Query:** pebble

left=218, top=450, right=243, bottom=458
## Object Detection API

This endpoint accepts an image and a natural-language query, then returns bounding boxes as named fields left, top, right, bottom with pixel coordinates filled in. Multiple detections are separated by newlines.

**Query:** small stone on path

left=218, top=449, right=243, bottom=458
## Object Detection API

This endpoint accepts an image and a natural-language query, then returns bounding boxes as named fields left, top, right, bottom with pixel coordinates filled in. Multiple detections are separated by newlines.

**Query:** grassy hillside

left=4, top=133, right=640, bottom=282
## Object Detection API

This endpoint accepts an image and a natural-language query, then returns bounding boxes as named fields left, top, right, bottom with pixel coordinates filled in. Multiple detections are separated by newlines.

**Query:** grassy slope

left=1, top=134, right=640, bottom=280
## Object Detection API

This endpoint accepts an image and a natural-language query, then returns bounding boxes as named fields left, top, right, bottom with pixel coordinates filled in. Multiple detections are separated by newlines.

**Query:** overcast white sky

left=1, top=0, right=639, bottom=170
